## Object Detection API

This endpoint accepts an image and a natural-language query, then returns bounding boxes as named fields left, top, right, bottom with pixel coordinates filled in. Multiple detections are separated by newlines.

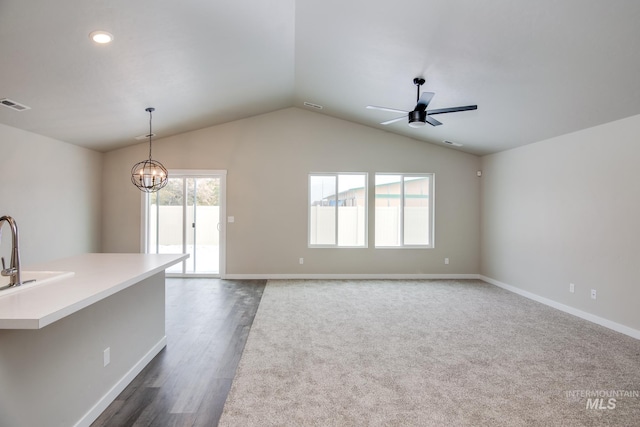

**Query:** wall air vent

left=0, top=98, right=31, bottom=111
left=303, top=101, right=323, bottom=110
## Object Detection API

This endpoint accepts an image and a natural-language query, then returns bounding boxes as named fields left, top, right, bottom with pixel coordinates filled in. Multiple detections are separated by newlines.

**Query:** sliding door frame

left=141, top=169, right=227, bottom=278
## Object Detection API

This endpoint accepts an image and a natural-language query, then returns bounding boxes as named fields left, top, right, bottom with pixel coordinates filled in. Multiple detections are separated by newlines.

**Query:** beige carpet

left=219, top=279, right=640, bottom=426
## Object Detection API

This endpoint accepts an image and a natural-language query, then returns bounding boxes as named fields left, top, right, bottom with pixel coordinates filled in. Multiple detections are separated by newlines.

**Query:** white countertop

left=0, top=253, right=188, bottom=329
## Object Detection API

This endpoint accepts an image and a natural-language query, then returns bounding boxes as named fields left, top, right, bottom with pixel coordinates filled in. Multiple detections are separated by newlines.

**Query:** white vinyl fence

left=310, top=206, right=430, bottom=246
left=309, top=206, right=366, bottom=246
left=149, top=205, right=220, bottom=247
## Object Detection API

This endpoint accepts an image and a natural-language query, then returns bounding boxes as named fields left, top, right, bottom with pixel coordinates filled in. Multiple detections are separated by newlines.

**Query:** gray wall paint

left=3, top=100, right=639, bottom=425
left=0, top=273, right=165, bottom=427
left=0, top=124, right=102, bottom=265
left=103, top=108, right=481, bottom=275
left=481, top=114, right=640, bottom=331
left=4, top=105, right=638, bottom=331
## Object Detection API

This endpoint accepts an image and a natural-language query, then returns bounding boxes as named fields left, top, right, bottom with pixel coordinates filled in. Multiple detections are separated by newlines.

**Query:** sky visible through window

left=309, top=174, right=365, bottom=203
left=310, top=174, right=425, bottom=203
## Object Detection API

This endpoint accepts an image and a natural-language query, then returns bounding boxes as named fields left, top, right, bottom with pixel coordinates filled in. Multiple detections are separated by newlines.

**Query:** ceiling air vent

left=135, top=133, right=156, bottom=140
left=303, top=101, right=323, bottom=110
left=0, top=98, right=31, bottom=111
left=443, top=140, right=463, bottom=147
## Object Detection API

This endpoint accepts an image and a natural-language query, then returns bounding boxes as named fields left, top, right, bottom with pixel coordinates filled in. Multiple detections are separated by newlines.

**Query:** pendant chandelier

left=131, top=107, right=168, bottom=193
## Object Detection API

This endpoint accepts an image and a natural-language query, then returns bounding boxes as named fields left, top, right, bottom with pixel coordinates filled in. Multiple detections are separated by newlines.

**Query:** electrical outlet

left=299, top=258, right=304, bottom=265
left=444, top=258, right=449, bottom=265
left=569, top=283, right=575, bottom=293
left=591, top=289, right=597, bottom=300
left=104, top=347, right=110, bottom=367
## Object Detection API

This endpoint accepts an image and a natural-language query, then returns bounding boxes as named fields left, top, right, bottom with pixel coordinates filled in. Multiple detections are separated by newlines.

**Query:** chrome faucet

left=0, top=215, right=22, bottom=287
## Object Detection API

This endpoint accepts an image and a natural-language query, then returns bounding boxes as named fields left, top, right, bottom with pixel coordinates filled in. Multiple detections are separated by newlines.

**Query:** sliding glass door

left=146, top=170, right=226, bottom=276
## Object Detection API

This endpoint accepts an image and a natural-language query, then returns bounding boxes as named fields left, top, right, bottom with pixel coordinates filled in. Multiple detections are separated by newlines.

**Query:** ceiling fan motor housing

left=408, top=110, right=427, bottom=127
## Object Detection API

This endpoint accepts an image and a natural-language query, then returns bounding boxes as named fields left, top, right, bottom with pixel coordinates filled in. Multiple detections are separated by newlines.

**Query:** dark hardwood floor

left=91, top=278, right=266, bottom=427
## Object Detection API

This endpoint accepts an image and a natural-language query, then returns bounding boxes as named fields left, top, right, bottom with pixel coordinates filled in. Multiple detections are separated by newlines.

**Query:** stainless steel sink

left=0, top=271, right=75, bottom=295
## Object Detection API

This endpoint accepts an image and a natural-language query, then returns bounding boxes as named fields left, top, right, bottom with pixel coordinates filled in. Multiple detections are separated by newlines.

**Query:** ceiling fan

left=367, top=77, right=477, bottom=128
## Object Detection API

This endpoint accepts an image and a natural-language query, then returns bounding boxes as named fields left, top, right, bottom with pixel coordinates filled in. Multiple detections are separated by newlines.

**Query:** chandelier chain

left=147, top=107, right=154, bottom=160
left=149, top=110, right=152, bottom=159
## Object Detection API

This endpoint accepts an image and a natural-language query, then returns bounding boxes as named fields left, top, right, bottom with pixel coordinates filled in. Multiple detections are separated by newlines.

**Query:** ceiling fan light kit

left=367, top=77, right=477, bottom=128
left=408, top=110, right=427, bottom=128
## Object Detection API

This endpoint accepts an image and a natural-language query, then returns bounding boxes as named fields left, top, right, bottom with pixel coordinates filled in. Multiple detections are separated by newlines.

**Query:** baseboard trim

left=223, top=273, right=481, bottom=280
left=480, top=275, right=640, bottom=340
left=74, top=336, right=167, bottom=427
left=225, top=272, right=639, bottom=339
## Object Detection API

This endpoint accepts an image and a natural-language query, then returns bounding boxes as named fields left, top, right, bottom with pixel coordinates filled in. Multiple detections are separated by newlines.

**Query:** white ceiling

left=1, top=0, right=639, bottom=156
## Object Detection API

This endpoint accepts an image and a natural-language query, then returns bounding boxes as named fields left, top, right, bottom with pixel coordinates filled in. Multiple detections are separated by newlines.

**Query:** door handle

left=192, top=222, right=195, bottom=228
left=217, top=223, right=221, bottom=231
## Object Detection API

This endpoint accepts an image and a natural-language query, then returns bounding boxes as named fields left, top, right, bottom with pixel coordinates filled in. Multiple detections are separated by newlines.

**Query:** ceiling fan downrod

left=408, top=78, right=428, bottom=127
left=413, top=77, right=425, bottom=102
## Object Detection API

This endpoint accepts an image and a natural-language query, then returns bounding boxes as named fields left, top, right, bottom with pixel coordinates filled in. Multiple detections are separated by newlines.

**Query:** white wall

left=0, top=124, right=102, bottom=265
left=481, top=114, right=640, bottom=332
left=103, top=108, right=481, bottom=276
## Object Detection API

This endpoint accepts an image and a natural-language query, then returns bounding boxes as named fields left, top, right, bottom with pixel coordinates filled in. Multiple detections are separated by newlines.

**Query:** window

left=309, top=173, right=367, bottom=247
left=375, top=174, right=434, bottom=248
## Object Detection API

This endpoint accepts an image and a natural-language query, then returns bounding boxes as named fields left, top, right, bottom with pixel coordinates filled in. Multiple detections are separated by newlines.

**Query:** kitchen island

left=0, top=253, right=188, bottom=427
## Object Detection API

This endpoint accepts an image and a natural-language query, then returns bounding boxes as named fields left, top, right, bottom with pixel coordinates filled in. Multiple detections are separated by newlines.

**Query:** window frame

left=308, top=172, right=369, bottom=248
left=374, top=173, right=435, bottom=249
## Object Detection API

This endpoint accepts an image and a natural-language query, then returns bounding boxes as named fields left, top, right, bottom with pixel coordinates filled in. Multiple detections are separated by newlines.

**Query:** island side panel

left=0, top=272, right=166, bottom=427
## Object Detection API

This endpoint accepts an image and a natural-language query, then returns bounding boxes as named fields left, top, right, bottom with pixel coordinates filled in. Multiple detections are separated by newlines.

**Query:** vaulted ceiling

left=1, top=0, right=639, bottom=156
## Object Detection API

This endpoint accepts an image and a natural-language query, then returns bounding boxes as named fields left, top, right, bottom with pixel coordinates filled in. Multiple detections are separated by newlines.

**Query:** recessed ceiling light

left=89, top=30, right=114, bottom=44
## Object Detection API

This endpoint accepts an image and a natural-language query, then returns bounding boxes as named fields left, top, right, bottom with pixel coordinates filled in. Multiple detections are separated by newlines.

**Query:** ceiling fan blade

left=366, top=105, right=410, bottom=114
left=380, top=115, right=407, bottom=125
left=426, top=105, right=478, bottom=115
left=415, top=92, right=435, bottom=111
left=425, top=115, right=442, bottom=126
